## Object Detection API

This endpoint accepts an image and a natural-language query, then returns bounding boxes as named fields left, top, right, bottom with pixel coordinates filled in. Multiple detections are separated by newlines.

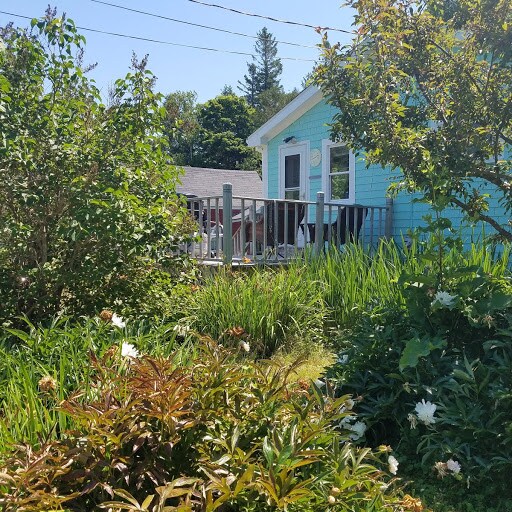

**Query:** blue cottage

left=247, top=85, right=510, bottom=243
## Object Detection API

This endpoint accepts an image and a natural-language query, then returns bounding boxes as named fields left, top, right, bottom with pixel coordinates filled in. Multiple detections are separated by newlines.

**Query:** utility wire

left=0, top=11, right=316, bottom=61
left=185, top=0, right=356, bottom=35
left=90, top=0, right=317, bottom=49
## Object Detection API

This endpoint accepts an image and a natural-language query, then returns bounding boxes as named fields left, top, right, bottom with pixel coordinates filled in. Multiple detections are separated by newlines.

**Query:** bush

left=328, top=241, right=512, bottom=496
left=0, top=341, right=408, bottom=511
left=0, top=13, right=195, bottom=324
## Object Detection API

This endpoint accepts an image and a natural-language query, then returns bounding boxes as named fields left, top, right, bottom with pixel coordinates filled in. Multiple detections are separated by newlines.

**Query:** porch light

left=283, top=136, right=297, bottom=144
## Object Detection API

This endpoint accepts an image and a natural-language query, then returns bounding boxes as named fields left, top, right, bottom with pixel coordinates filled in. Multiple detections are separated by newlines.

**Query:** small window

left=323, top=142, right=354, bottom=202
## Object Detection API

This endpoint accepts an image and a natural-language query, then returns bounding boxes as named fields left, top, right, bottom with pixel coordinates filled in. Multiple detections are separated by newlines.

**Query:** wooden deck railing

left=184, top=183, right=393, bottom=264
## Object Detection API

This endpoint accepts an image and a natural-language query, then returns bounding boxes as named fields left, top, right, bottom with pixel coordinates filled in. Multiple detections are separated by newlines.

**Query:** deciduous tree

left=163, top=90, right=200, bottom=166
left=315, top=0, right=512, bottom=241
left=0, top=13, right=192, bottom=322
left=195, top=94, right=260, bottom=169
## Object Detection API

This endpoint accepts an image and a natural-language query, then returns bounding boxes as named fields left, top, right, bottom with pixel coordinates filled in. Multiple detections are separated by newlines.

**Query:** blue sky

left=0, top=1, right=356, bottom=102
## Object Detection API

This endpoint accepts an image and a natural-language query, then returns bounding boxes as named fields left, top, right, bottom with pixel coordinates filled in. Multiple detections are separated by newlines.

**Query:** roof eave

left=247, top=85, right=324, bottom=147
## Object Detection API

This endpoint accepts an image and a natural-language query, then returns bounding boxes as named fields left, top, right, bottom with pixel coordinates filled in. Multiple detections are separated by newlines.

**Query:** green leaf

left=263, top=436, right=274, bottom=465
left=399, top=336, right=446, bottom=370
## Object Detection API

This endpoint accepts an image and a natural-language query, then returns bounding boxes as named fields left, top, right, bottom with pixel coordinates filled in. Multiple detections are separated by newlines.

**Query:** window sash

left=326, top=144, right=352, bottom=202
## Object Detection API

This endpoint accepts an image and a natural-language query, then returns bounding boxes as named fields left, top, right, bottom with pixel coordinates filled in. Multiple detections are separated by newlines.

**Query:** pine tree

left=238, top=63, right=259, bottom=106
left=254, top=27, right=282, bottom=93
left=238, top=27, right=282, bottom=107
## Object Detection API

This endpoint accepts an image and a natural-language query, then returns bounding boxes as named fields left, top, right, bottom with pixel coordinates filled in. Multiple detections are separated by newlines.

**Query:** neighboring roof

left=176, top=166, right=263, bottom=200
left=247, top=86, right=324, bottom=147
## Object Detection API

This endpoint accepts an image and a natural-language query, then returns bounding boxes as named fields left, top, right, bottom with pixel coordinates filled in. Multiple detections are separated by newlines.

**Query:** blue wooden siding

left=266, top=99, right=510, bottom=241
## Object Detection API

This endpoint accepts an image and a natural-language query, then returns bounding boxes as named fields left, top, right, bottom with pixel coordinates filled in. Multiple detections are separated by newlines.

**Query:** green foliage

left=315, top=0, right=512, bottom=241
left=0, top=14, right=193, bottom=323
left=162, top=92, right=261, bottom=170
left=251, top=86, right=299, bottom=129
left=0, top=341, right=405, bottom=511
left=163, top=90, right=200, bottom=166
left=328, top=240, right=512, bottom=496
left=301, top=240, right=422, bottom=330
left=185, top=267, right=326, bottom=357
left=194, top=94, right=261, bottom=170
left=0, top=316, right=196, bottom=449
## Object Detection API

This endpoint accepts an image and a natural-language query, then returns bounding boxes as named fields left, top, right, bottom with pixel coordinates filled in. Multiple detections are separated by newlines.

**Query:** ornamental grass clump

left=0, top=341, right=408, bottom=511
left=187, top=267, right=326, bottom=356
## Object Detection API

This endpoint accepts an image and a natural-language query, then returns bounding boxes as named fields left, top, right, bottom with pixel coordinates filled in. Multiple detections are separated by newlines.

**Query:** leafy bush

left=328, top=241, right=512, bottom=495
left=0, top=342, right=408, bottom=511
left=0, top=13, right=195, bottom=324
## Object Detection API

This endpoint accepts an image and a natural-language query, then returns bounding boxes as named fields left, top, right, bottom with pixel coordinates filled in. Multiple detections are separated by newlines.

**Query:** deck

left=184, top=183, right=393, bottom=265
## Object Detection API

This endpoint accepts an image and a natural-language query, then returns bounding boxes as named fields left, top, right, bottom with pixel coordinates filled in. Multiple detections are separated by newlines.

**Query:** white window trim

left=278, top=141, right=309, bottom=201
left=322, top=139, right=355, bottom=204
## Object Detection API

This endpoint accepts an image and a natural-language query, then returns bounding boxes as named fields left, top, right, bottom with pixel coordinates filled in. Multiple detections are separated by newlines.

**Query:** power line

left=0, top=11, right=316, bottom=61
left=185, top=0, right=356, bottom=35
left=90, top=0, right=317, bottom=49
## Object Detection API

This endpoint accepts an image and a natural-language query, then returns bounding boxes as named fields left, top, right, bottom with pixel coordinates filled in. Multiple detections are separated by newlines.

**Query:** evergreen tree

left=254, top=27, right=282, bottom=93
left=238, top=62, right=259, bottom=107
left=238, top=27, right=282, bottom=107
left=220, top=84, right=235, bottom=95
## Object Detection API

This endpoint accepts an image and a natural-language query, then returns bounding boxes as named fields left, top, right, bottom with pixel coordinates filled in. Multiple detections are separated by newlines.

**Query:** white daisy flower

left=111, top=313, right=126, bottom=328
left=121, top=342, right=139, bottom=359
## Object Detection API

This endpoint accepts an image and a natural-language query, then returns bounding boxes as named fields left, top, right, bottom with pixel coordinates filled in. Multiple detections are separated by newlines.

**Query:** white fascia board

left=247, top=86, right=324, bottom=147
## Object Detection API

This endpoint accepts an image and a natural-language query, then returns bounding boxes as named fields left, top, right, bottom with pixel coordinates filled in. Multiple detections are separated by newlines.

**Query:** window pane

left=285, top=189, right=300, bottom=200
left=331, top=174, right=350, bottom=200
left=330, top=145, right=349, bottom=174
left=285, top=154, right=300, bottom=188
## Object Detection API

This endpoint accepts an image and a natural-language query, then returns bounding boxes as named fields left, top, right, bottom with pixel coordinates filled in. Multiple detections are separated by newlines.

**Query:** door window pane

left=285, top=189, right=300, bottom=200
left=285, top=154, right=300, bottom=189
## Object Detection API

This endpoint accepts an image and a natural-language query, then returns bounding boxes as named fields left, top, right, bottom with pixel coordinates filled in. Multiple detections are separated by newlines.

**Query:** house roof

left=247, top=86, right=324, bottom=147
left=176, top=166, right=263, bottom=200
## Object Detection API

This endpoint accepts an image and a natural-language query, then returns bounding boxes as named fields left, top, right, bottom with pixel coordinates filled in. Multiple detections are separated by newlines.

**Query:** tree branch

left=450, top=196, right=512, bottom=242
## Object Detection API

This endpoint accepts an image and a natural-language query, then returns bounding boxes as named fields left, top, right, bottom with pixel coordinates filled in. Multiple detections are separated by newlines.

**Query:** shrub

left=0, top=341, right=407, bottom=511
left=0, top=13, right=195, bottom=324
left=328, top=241, right=512, bottom=493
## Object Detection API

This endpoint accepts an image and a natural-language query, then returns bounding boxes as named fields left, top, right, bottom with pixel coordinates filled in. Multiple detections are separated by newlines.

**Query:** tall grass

left=296, top=241, right=421, bottom=329
left=188, top=267, right=326, bottom=356
left=297, top=240, right=511, bottom=330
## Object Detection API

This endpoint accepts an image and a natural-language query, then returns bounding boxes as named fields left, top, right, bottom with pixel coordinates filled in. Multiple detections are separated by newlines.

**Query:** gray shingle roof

left=176, top=166, right=263, bottom=200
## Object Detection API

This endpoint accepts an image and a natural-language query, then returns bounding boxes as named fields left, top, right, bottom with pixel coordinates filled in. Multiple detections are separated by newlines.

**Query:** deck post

left=314, top=191, right=325, bottom=255
left=385, top=197, right=393, bottom=239
left=222, top=183, right=233, bottom=264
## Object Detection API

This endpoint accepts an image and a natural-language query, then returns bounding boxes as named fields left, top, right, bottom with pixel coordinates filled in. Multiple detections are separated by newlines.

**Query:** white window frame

left=278, top=141, right=309, bottom=201
left=322, top=140, right=355, bottom=204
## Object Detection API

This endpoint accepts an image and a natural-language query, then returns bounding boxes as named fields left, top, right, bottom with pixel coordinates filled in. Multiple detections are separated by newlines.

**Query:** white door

left=279, top=143, right=307, bottom=200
